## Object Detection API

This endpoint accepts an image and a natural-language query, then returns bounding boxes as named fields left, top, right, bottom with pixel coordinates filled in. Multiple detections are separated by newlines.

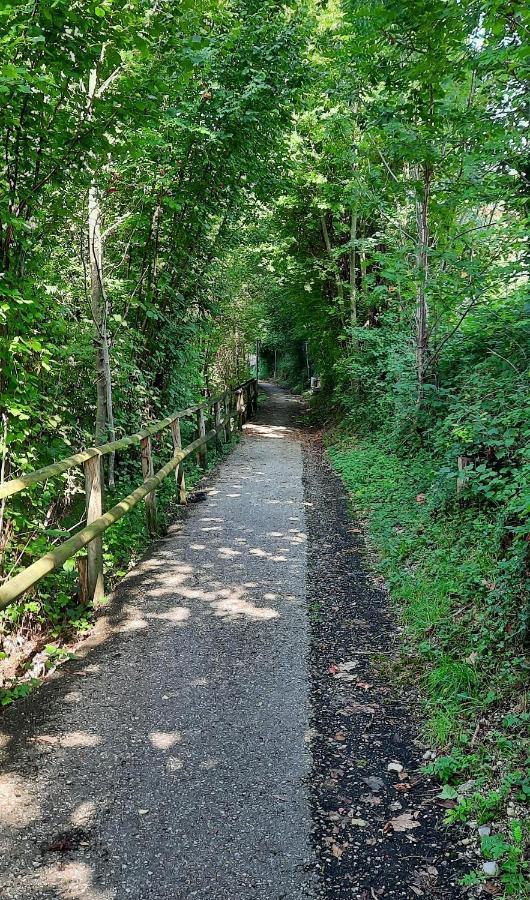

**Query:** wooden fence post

left=77, top=555, right=89, bottom=605
left=170, top=418, right=187, bottom=504
left=221, top=392, right=228, bottom=443
left=243, top=384, right=249, bottom=423
left=214, top=400, right=222, bottom=450
left=196, top=406, right=207, bottom=468
left=140, top=435, right=158, bottom=535
left=236, top=388, right=243, bottom=430
left=84, top=454, right=104, bottom=602
left=225, top=392, right=232, bottom=440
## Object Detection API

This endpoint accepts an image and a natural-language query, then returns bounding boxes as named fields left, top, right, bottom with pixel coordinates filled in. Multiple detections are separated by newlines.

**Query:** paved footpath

left=0, top=385, right=316, bottom=900
left=0, top=385, right=466, bottom=900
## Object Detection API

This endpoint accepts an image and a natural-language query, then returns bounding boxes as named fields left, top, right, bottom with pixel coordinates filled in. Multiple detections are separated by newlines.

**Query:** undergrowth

left=327, top=432, right=529, bottom=897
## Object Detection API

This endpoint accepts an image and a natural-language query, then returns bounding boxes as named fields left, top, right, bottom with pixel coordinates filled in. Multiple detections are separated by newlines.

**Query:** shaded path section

left=0, top=385, right=316, bottom=900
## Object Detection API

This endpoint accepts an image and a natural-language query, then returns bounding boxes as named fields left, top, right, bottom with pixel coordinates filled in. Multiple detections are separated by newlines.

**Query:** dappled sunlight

left=63, top=690, right=83, bottom=704
left=199, top=756, right=219, bottom=770
left=146, top=605, right=191, bottom=625
left=115, top=605, right=148, bottom=632
left=149, top=730, right=181, bottom=750
left=60, top=731, right=101, bottom=749
left=0, top=384, right=310, bottom=897
left=211, top=587, right=279, bottom=620
left=0, top=773, right=40, bottom=827
left=70, top=799, right=97, bottom=827
left=38, top=861, right=114, bottom=900
left=244, top=422, right=295, bottom=439
left=249, top=547, right=288, bottom=562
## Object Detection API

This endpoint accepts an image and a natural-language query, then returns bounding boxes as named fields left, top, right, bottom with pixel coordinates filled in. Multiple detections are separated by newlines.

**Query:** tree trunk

left=88, top=183, right=116, bottom=485
left=360, top=245, right=367, bottom=300
left=320, top=213, right=344, bottom=306
left=415, top=165, right=431, bottom=405
left=349, top=207, right=357, bottom=339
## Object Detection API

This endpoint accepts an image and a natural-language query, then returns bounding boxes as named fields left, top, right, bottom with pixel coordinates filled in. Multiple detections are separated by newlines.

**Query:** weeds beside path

left=327, top=431, right=529, bottom=898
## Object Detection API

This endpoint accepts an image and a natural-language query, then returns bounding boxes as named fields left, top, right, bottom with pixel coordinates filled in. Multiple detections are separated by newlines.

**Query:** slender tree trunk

left=360, top=245, right=367, bottom=300
left=349, top=207, right=357, bottom=340
left=415, top=165, right=431, bottom=405
left=88, top=183, right=116, bottom=485
left=320, top=213, right=344, bottom=305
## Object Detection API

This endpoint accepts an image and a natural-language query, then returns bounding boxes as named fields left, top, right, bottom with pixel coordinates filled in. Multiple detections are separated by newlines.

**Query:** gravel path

left=0, top=385, right=315, bottom=900
left=0, top=384, right=465, bottom=900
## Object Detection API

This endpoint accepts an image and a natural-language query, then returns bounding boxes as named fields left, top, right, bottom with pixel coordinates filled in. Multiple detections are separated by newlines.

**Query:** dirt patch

left=303, top=434, right=467, bottom=899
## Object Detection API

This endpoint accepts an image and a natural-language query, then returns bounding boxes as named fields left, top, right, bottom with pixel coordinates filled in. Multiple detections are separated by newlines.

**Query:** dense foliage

left=0, top=0, right=305, bottom=636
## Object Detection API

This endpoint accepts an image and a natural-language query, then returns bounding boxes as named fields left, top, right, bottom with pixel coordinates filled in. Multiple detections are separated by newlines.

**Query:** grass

left=326, top=430, right=529, bottom=897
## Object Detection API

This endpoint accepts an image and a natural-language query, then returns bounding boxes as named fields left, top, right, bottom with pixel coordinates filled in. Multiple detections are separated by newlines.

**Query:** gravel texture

left=303, top=434, right=466, bottom=899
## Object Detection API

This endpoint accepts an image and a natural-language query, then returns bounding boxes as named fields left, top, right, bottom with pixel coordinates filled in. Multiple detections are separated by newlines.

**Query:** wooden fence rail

left=0, top=378, right=258, bottom=611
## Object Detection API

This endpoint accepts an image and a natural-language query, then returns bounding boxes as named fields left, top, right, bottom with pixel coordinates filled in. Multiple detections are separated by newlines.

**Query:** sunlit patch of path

left=0, top=384, right=317, bottom=900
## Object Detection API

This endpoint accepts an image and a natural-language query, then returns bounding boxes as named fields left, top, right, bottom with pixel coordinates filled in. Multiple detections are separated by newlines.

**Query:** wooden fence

left=0, top=378, right=258, bottom=611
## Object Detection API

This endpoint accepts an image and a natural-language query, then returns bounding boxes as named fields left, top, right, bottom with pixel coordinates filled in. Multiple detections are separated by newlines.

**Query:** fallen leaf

left=328, top=664, right=339, bottom=675
left=394, top=782, right=412, bottom=792
left=335, top=731, right=347, bottom=742
left=483, top=883, right=502, bottom=896
left=362, top=776, right=385, bottom=793
left=338, top=704, right=376, bottom=715
left=337, top=661, right=358, bottom=672
left=416, top=493, right=426, bottom=504
left=331, top=842, right=344, bottom=858
left=386, top=812, right=420, bottom=832
left=387, top=761, right=404, bottom=774
left=435, top=798, right=457, bottom=809
left=137, top=809, right=149, bottom=816
left=350, top=818, right=368, bottom=827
